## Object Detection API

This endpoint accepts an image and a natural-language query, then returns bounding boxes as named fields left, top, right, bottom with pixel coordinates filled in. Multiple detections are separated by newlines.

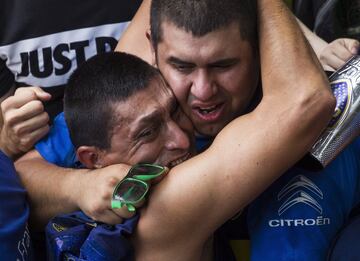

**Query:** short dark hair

left=64, top=52, right=160, bottom=150
left=150, top=0, right=258, bottom=49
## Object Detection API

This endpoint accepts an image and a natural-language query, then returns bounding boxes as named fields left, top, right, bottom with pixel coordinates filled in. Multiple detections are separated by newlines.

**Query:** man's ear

left=76, top=146, right=103, bottom=169
left=146, top=29, right=157, bottom=67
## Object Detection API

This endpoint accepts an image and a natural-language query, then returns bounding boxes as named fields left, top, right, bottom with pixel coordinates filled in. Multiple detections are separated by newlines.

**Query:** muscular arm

left=133, top=0, right=335, bottom=258
left=15, top=150, right=133, bottom=228
left=116, top=0, right=152, bottom=64
left=15, top=150, right=84, bottom=227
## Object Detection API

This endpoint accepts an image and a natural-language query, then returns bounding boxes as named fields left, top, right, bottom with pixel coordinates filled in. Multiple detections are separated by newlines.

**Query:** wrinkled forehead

left=157, top=21, right=254, bottom=65
left=111, top=75, right=175, bottom=122
left=158, top=19, right=246, bottom=44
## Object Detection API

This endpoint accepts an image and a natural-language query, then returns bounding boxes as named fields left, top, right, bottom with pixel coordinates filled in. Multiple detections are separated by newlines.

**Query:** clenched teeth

left=198, top=105, right=218, bottom=114
left=169, top=153, right=191, bottom=168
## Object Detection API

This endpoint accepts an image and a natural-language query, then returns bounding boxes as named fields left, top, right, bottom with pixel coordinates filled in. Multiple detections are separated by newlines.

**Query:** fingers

left=319, top=38, right=359, bottom=71
left=77, top=163, right=162, bottom=225
left=14, top=111, right=49, bottom=134
left=343, top=38, right=359, bottom=55
left=5, top=87, right=50, bottom=111
left=78, top=164, right=138, bottom=224
left=92, top=209, right=124, bottom=225
left=112, top=204, right=138, bottom=219
left=0, top=87, right=51, bottom=157
left=14, top=86, right=51, bottom=103
left=332, top=39, right=358, bottom=61
left=321, top=54, right=346, bottom=71
left=22, top=125, right=50, bottom=147
left=4, top=101, right=49, bottom=129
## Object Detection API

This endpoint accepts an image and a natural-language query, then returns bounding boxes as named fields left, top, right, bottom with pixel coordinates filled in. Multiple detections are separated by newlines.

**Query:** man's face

left=155, top=21, right=259, bottom=137
left=100, top=76, right=196, bottom=168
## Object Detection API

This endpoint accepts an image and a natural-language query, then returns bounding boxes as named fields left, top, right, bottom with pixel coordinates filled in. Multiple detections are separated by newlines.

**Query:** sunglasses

left=111, top=163, right=167, bottom=212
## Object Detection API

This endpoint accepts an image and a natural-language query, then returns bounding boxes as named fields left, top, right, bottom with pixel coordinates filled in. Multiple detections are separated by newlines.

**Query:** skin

left=75, top=65, right=333, bottom=260
left=76, top=1, right=334, bottom=260
left=0, top=87, right=50, bottom=158
left=297, top=18, right=359, bottom=71
left=319, top=38, right=359, bottom=71
left=154, top=22, right=259, bottom=136
left=78, top=76, right=196, bottom=169
left=14, top=0, right=334, bottom=235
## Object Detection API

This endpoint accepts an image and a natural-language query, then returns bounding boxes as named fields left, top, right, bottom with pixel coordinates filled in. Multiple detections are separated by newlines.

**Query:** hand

left=0, top=87, right=51, bottom=158
left=319, top=38, right=359, bottom=71
left=73, top=164, right=150, bottom=224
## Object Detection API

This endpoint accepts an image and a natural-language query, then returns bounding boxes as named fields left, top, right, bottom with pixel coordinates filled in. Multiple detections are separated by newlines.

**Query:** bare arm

left=15, top=150, right=134, bottom=228
left=133, top=0, right=335, bottom=257
left=296, top=18, right=328, bottom=58
left=116, top=0, right=152, bottom=64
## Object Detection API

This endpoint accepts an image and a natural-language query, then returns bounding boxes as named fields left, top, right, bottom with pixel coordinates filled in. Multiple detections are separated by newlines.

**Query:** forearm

left=116, top=0, right=152, bottom=64
left=259, top=0, right=334, bottom=116
left=15, top=150, right=85, bottom=228
left=296, top=18, right=328, bottom=57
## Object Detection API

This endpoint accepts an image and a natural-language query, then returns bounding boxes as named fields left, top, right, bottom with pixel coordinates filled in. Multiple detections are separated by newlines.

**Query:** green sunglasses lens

left=132, top=164, right=163, bottom=175
left=112, top=164, right=166, bottom=211
left=131, top=164, right=165, bottom=180
left=113, top=179, right=148, bottom=203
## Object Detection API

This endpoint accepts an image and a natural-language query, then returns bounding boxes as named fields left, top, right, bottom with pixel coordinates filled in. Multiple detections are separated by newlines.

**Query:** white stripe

left=0, top=22, right=130, bottom=87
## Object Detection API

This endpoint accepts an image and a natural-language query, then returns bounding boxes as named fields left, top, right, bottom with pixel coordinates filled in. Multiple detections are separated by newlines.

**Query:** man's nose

left=191, top=69, right=217, bottom=101
left=165, top=121, right=191, bottom=151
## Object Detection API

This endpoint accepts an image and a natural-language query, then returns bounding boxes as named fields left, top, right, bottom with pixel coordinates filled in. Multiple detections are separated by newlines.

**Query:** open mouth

left=168, top=153, right=191, bottom=168
left=193, top=103, right=224, bottom=121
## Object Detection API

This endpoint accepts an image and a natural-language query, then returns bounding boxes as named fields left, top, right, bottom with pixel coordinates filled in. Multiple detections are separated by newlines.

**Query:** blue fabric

left=195, top=135, right=213, bottom=152
left=0, top=151, right=32, bottom=260
left=247, top=140, right=360, bottom=261
left=327, top=213, right=360, bottom=260
left=35, top=112, right=79, bottom=168
left=46, top=211, right=139, bottom=261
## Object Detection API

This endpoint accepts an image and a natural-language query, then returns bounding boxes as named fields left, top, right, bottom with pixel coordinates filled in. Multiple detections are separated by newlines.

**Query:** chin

left=196, top=124, right=224, bottom=137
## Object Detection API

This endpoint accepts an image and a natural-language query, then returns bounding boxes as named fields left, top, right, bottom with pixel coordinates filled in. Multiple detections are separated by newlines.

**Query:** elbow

left=318, top=87, right=336, bottom=122
left=297, top=76, right=336, bottom=134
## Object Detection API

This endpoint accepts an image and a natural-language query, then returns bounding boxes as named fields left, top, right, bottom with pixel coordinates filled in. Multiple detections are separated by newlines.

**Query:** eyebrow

left=138, top=110, right=162, bottom=126
left=208, top=58, right=240, bottom=67
left=131, top=95, right=176, bottom=138
left=129, top=110, right=161, bottom=139
left=167, top=56, right=239, bottom=67
left=167, top=56, right=195, bottom=67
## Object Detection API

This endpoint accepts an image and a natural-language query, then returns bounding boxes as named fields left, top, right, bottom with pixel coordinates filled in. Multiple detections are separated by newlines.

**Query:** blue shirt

left=0, top=151, right=32, bottom=260
left=35, top=112, right=78, bottom=167
left=247, top=140, right=360, bottom=261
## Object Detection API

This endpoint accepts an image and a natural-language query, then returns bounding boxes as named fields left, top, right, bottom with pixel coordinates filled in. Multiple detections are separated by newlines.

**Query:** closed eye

left=168, top=57, right=195, bottom=74
left=172, top=63, right=194, bottom=73
left=209, top=59, right=239, bottom=70
left=137, top=125, right=160, bottom=140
